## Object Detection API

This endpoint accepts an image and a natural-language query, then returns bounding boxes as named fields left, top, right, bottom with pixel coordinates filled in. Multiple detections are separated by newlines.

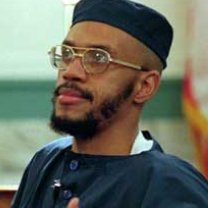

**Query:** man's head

left=50, top=0, right=173, bottom=139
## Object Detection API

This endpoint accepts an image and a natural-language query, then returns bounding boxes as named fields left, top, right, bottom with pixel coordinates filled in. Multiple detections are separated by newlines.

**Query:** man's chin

left=50, top=111, right=99, bottom=140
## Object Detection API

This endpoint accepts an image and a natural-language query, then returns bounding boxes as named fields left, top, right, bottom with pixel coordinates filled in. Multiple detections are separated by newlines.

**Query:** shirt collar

left=130, top=131, right=153, bottom=155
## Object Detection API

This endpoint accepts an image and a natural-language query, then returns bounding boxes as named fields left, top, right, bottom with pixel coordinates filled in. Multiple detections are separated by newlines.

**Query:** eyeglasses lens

left=83, top=50, right=109, bottom=73
left=51, top=46, right=109, bottom=73
left=52, top=46, right=73, bottom=69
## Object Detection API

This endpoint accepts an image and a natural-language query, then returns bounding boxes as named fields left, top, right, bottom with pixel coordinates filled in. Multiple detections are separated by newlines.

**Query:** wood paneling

left=0, top=186, right=17, bottom=208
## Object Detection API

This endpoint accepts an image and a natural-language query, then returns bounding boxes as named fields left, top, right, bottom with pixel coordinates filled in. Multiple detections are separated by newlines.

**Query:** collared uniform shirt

left=11, top=131, right=208, bottom=208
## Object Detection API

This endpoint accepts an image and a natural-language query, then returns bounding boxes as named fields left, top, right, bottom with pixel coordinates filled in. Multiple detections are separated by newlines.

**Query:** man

left=11, top=0, right=208, bottom=207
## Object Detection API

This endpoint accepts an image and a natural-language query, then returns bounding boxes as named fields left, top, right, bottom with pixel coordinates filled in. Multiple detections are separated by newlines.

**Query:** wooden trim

left=0, top=186, right=17, bottom=208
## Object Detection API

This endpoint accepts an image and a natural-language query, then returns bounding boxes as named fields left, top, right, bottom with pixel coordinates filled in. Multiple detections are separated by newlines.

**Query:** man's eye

left=94, top=53, right=106, bottom=62
left=62, top=49, right=72, bottom=57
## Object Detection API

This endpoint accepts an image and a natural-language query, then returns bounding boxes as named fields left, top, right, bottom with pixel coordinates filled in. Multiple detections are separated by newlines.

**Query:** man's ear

left=134, top=70, right=161, bottom=104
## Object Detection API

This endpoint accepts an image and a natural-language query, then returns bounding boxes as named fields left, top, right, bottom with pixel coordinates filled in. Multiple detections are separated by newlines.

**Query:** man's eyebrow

left=62, top=40, right=75, bottom=46
left=62, top=40, right=117, bottom=55
left=88, top=44, right=117, bottom=55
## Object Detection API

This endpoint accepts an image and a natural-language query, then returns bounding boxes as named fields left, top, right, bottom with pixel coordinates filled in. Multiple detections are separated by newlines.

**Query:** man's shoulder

left=142, top=144, right=204, bottom=180
left=135, top=144, right=208, bottom=194
left=134, top=141, right=208, bottom=206
left=144, top=146, right=192, bottom=171
left=141, top=131, right=206, bottom=181
left=40, top=136, right=72, bottom=151
left=34, top=136, right=73, bottom=159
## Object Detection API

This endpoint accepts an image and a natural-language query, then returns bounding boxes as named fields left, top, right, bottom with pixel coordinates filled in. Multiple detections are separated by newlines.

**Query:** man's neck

left=71, top=117, right=139, bottom=156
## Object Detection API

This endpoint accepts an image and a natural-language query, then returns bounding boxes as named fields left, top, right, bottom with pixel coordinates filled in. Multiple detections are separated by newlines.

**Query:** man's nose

left=61, top=57, right=87, bottom=81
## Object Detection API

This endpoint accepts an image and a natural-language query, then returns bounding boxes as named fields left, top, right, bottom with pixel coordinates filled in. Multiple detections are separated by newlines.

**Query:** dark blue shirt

left=11, top=131, right=208, bottom=208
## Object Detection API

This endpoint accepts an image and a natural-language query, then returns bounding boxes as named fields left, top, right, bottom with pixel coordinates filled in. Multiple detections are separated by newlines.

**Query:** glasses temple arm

left=110, top=58, right=143, bottom=71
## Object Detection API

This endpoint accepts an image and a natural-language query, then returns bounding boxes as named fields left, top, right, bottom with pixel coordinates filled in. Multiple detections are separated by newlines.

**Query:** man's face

left=50, top=22, right=144, bottom=139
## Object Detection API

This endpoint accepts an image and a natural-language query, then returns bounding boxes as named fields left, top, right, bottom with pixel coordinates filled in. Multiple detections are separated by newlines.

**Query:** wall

left=0, top=0, right=64, bottom=80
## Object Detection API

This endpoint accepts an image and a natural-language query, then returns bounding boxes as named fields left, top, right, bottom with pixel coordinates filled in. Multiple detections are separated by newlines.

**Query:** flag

left=183, top=0, right=208, bottom=179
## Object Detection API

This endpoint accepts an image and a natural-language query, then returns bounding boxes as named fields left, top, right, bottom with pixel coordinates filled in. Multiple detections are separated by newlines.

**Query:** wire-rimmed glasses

left=48, top=45, right=144, bottom=74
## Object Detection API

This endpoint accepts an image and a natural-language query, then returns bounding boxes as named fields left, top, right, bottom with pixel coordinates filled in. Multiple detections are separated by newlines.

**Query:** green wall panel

left=143, top=79, right=183, bottom=119
left=0, top=80, right=55, bottom=119
left=0, top=79, right=183, bottom=120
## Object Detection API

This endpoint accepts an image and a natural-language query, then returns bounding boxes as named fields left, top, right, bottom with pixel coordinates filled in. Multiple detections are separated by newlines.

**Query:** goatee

left=50, top=110, right=99, bottom=140
left=50, top=81, right=135, bottom=140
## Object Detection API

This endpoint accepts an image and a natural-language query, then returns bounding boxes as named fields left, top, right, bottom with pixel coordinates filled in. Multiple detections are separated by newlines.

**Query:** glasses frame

left=48, top=44, right=144, bottom=74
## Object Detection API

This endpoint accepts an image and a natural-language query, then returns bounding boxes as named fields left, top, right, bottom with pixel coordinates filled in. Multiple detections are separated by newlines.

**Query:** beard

left=50, top=81, right=135, bottom=140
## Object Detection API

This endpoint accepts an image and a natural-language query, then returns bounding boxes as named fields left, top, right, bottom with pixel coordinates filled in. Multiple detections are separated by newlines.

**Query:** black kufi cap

left=72, top=0, right=173, bottom=69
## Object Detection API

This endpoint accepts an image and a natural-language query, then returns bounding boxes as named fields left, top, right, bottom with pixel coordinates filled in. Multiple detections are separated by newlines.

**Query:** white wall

left=0, top=0, right=65, bottom=80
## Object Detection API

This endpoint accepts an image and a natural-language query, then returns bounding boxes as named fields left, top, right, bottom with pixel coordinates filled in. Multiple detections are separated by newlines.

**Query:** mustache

left=53, top=82, right=94, bottom=102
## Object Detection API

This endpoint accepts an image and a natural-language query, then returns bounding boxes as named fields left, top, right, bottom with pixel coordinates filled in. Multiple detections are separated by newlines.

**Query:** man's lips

left=57, top=88, right=88, bottom=105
